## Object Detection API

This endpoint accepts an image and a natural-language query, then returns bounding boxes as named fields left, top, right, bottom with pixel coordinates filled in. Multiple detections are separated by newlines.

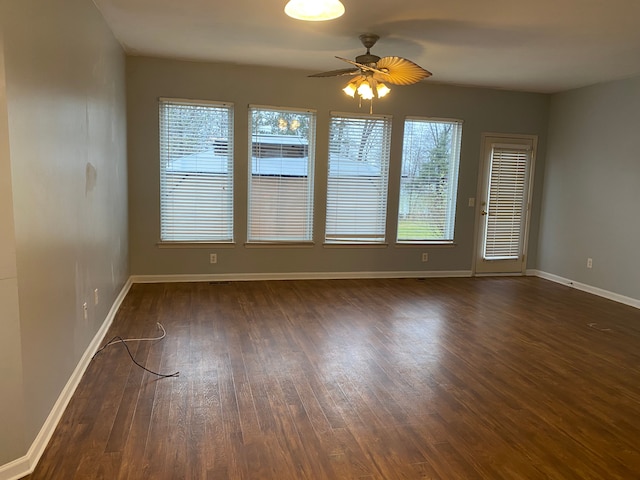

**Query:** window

left=397, top=118, right=463, bottom=243
left=484, top=144, right=530, bottom=259
left=159, top=99, right=234, bottom=242
left=248, top=106, right=316, bottom=242
left=325, top=113, right=392, bottom=244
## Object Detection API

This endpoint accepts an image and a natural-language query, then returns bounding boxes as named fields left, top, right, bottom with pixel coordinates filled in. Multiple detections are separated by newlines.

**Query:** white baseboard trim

left=130, top=270, right=473, bottom=284
left=0, top=457, right=29, bottom=480
left=474, top=272, right=527, bottom=277
left=530, top=269, right=640, bottom=310
left=0, top=278, right=133, bottom=480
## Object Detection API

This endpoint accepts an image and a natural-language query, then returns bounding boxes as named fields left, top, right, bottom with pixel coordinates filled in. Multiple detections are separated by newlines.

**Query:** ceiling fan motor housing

left=357, top=33, right=381, bottom=65
left=356, top=53, right=381, bottom=65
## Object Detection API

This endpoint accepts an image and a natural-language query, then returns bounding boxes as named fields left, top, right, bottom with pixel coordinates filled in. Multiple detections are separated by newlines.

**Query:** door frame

left=472, top=133, right=538, bottom=276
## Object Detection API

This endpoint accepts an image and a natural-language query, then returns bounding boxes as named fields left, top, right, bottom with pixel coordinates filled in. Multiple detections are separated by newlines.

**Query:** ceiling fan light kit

left=284, top=0, right=345, bottom=21
left=310, top=34, right=432, bottom=113
left=342, top=76, right=390, bottom=100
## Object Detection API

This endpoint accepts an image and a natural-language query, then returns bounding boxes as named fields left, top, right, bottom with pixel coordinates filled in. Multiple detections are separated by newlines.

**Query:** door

left=474, top=134, right=536, bottom=275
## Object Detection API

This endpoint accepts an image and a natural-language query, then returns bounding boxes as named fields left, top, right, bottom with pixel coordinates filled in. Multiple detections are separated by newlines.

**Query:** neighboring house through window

left=248, top=106, right=316, bottom=243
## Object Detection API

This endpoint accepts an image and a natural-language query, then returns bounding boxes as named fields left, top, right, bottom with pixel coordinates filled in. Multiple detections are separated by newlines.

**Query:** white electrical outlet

left=94, top=288, right=99, bottom=305
left=210, top=253, right=217, bottom=264
left=82, top=302, right=88, bottom=320
left=422, top=253, right=429, bottom=262
left=587, top=257, right=593, bottom=269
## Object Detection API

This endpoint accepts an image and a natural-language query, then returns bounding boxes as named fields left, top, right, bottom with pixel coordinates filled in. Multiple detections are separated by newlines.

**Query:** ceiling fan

left=310, top=34, right=432, bottom=112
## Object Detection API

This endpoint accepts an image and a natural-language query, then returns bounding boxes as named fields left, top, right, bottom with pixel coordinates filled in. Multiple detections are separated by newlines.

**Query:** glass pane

left=483, top=147, right=528, bottom=259
left=326, top=114, right=392, bottom=243
left=159, top=100, right=234, bottom=242
left=248, top=107, right=316, bottom=242
left=397, top=119, right=462, bottom=242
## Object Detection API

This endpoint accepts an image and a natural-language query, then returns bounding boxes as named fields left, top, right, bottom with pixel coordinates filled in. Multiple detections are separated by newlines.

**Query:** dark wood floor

left=25, top=277, right=640, bottom=479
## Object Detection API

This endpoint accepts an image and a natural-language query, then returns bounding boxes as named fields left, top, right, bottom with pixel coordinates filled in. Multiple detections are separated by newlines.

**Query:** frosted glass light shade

left=284, top=0, right=345, bottom=21
left=357, top=81, right=374, bottom=100
left=376, top=83, right=391, bottom=98
left=343, top=80, right=358, bottom=97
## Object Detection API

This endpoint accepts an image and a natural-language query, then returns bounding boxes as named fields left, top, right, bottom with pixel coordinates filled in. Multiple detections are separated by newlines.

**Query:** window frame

left=158, top=97, right=235, bottom=244
left=247, top=105, right=317, bottom=245
left=324, top=111, right=393, bottom=245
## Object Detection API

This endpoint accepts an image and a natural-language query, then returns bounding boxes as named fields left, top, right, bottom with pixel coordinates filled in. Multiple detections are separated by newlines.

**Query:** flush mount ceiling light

left=309, top=34, right=432, bottom=113
left=284, top=0, right=345, bottom=21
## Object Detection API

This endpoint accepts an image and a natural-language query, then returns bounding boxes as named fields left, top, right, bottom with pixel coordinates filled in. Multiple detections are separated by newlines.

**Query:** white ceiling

left=93, top=0, right=640, bottom=93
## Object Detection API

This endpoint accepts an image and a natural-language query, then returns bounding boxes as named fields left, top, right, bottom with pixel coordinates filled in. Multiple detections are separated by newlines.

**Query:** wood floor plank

left=23, top=277, right=640, bottom=479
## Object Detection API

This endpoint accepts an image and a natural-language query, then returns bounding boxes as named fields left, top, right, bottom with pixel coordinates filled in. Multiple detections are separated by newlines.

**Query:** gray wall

left=538, top=76, right=640, bottom=300
left=0, top=0, right=128, bottom=465
left=0, top=28, right=26, bottom=464
left=127, top=57, right=550, bottom=276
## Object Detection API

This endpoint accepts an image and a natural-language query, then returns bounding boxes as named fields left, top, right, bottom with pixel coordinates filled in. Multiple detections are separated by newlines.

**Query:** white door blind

left=248, top=106, right=316, bottom=242
left=159, top=99, right=234, bottom=242
left=484, top=145, right=529, bottom=259
left=326, top=113, right=392, bottom=243
left=397, top=118, right=463, bottom=242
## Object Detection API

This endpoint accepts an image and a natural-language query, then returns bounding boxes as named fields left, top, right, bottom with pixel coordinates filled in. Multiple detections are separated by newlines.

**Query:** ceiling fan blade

left=309, top=67, right=359, bottom=78
left=373, top=56, right=432, bottom=85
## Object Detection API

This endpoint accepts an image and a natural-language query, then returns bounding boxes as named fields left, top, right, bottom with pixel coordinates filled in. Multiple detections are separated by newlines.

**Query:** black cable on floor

left=93, top=334, right=179, bottom=378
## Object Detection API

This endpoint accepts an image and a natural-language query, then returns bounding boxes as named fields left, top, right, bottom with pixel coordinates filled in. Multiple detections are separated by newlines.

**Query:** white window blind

left=159, top=99, right=234, bottom=242
left=483, top=144, right=530, bottom=259
left=397, top=118, right=463, bottom=243
left=326, top=113, right=392, bottom=243
left=248, top=106, right=316, bottom=242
